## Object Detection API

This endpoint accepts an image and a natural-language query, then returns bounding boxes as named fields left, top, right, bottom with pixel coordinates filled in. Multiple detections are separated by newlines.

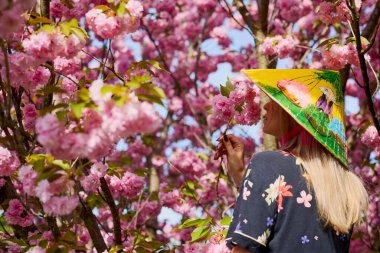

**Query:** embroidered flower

left=263, top=175, right=293, bottom=212
left=242, top=186, right=251, bottom=200
left=297, top=190, right=312, bottom=207
left=266, top=217, right=274, bottom=227
left=301, top=235, right=310, bottom=244
left=235, top=221, right=242, bottom=233
left=257, top=229, right=271, bottom=245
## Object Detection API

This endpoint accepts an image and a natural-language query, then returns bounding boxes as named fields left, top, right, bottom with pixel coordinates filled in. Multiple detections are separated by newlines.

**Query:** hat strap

left=279, top=124, right=315, bottom=148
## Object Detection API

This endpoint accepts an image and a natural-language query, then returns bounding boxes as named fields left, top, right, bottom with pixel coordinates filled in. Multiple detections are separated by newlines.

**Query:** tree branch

left=349, top=3, right=380, bottom=134
left=79, top=197, right=108, bottom=252
left=99, top=177, right=122, bottom=246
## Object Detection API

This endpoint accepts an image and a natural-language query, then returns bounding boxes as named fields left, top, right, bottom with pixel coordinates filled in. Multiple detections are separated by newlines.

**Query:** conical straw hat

left=243, top=69, right=348, bottom=168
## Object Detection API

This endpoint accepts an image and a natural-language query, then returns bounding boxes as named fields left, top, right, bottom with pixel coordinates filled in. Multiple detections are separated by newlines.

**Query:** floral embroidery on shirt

left=263, top=175, right=293, bottom=212
left=266, top=217, right=274, bottom=227
left=242, top=186, right=251, bottom=200
left=297, top=190, right=313, bottom=207
left=301, top=235, right=310, bottom=244
left=257, top=229, right=271, bottom=245
left=234, top=221, right=242, bottom=233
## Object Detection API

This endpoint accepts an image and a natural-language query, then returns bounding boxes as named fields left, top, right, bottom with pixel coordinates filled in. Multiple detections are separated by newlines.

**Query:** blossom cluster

left=209, top=76, right=260, bottom=129
left=321, top=43, right=366, bottom=70
left=0, top=146, right=20, bottom=177
left=22, top=30, right=86, bottom=62
left=318, top=1, right=351, bottom=24
left=260, top=35, right=300, bottom=59
left=85, top=1, right=144, bottom=39
left=361, top=126, right=380, bottom=150
left=35, top=80, right=162, bottom=160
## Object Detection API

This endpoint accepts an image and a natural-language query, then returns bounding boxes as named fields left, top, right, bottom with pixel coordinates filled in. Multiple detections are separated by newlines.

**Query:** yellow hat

left=243, top=69, right=348, bottom=168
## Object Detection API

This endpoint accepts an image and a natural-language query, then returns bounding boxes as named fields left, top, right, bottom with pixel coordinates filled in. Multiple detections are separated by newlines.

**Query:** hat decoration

left=243, top=69, right=348, bottom=167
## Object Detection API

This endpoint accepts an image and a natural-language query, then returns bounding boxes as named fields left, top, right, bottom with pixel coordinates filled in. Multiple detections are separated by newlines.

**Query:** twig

left=218, top=0, right=254, bottom=37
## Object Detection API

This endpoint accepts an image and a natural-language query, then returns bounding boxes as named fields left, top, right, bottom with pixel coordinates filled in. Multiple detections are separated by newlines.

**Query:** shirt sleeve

left=226, top=152, right=285, bottom=252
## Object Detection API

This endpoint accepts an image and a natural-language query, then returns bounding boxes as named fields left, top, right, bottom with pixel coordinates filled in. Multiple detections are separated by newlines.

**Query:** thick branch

left=234, top=0, right=277, bottom=150
left=233, top=0, right=259, bottom=35
left=362, top=0, right=380, bottom=39
left=350, top=6, right=380, bottom=134
left=257, top=0, right=270, bottom=35
left=100, top=177, right=122, bottom=245
left=39, top=0, right=50, bottom=18
left=80, top=199, right=108, bottom=252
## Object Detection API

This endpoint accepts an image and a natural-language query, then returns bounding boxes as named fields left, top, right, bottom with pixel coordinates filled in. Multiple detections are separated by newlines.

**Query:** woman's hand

left=214, top=134, right=245, bottom=187
left=232, top=245, right=252, bottom=253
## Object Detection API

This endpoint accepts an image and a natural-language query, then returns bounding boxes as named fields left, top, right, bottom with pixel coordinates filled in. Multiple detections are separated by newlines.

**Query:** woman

left=215, top=69, right=368, bottom=253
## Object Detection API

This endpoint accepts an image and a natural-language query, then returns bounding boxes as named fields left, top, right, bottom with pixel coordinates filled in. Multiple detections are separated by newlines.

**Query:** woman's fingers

left=214, top=142, right=227, bottom=160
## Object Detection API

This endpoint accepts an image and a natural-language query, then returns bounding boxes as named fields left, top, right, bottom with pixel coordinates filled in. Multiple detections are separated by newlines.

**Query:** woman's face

left=263, top=99, right=287, bottom=138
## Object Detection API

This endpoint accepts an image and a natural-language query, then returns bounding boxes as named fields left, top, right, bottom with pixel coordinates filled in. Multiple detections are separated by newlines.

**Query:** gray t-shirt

left=226, top=151, right=351, bottom=253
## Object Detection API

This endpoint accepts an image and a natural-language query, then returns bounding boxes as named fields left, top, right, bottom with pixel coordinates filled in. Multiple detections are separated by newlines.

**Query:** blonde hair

left=279, top=111, right=368, bottom=234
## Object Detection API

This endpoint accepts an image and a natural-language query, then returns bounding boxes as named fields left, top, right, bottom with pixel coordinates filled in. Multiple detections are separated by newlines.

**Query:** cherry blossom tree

left=0, top=0, right=379, bottom=252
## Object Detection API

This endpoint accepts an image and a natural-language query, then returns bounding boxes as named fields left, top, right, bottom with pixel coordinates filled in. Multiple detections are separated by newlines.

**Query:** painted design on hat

left=242, top=69, right=348, bottom=168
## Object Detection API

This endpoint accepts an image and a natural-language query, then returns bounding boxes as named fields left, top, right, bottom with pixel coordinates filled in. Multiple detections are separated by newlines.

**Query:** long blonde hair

left=279, top=109, right=368, bottom=234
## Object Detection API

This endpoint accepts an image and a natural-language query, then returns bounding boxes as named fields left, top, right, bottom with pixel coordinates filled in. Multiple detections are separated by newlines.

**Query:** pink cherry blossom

left=42, top=195, right=79, bottom=216
left=85, top=8, right=122, bottom=39
left=0, top=147, right=20, bottom=176
left=23, top=104, right=38, bottom=131
left=4, top=199, right=34, bottom=227
left=361, top=126, right=380, bottom=149
left=211, top=94, right=235, bottom=122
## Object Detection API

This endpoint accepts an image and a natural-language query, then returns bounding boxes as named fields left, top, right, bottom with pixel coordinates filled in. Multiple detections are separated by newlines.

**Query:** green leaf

left=190, top=225, right=210, bottom=243
left=121, top=156, right=133, bottom=166
left=30, top=17, right=52, bottom=25
left=141, top=134, right=155, bottom=146
left=317, top=37, right=340, bottom=49
left=46, top=244, right=58, bottom=253
left=220, top=216, right=232, bottom=227
left=182, top=187, right=195, bottom=198
left=198, top=153, right=209, bottom=160
left=38, top=240, right=48, bottom=248
left=101, top=85, right=116, bottom=96
left=60, top=22, right=71, bottom=36
left=147, top=60, right=168, bottom=73
left=86, top=194, right=104, bottom=208
left=52, top=160, right=70, bottom=170
left=55, top=110, right=67, bottom=122
left=6, top=238, right=28, bottom=246
left=70, top=102, right=86, bottom=118
left=95, top=5, right=111, bottom=11
left=178, top=218, right=204, bottom=229
left=109, top=245, right=124, bottom=253
left=41, top=24, right=55, bottom=33
left=36, top=85, right=67, bottom=96
left=77, top=88, right=91, bottom=103
left=186, top=181, right=195, bottom=191
left=220, top=77, right=235, bottom=97
left=135, top=93, right=164, bottom=105
left=70, top=27, right=86, bottom=40
left=40, top=103, right=68, bottom=115
left=117, top=2, right=126, bottom=17
left=61, top=230, right=77, bottom=243
left=135, top=247, right=148, bottom=253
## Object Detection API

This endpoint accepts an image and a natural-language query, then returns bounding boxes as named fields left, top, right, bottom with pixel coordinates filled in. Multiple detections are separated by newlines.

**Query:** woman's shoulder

left=250, top=150, right=297, bottom=164
left=248, top=150, right=300, bottom=176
